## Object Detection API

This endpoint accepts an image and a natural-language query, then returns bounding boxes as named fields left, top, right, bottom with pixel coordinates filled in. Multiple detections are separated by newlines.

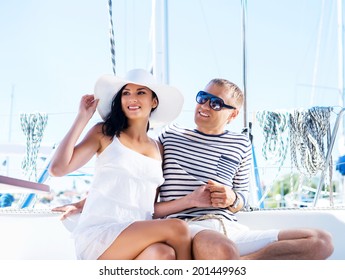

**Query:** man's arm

left=207, top=180, right=244, bottom=213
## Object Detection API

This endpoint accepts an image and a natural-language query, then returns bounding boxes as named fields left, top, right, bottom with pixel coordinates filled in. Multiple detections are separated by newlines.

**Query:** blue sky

left=0, top=0, right=343, bottom=179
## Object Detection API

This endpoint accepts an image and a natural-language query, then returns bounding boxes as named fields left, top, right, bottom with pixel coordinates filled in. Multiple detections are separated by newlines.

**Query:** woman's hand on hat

left=79, top=94, right=99, bottom=119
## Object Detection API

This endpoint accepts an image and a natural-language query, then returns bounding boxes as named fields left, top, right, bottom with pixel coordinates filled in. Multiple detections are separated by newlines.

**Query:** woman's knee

left=149, top=243, right=176, bottom=260
left=168, top=218, right=190, bottom=238
left=136, top=243, right=176, bottom=260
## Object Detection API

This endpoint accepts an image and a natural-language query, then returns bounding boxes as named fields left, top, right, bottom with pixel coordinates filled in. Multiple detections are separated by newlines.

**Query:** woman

left=49, top=69, right=190, bottom=260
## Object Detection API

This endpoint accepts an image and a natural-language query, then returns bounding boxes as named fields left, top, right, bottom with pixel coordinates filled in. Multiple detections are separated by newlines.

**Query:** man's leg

left=241, top=228, right=334, bottom=260
left=192, top=230, right=240, bottom=260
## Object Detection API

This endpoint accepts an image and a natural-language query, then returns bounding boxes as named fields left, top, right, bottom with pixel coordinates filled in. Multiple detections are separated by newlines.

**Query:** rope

left=256, top=110, right=289, bottom=171
left=243, top=205, right=345, bottom=212
left=108, top=0, right=116, bottom=75
left=255, top=107, right=332, bottom=207
left=0, top=194, right=14, bottom=207
left=189, top=214, right=228, bottom=236
left=289, top=107, right=332, bottom=177
left=255, top=110, right=290, bottom=207
left=20, top=112, right=48, bottom=181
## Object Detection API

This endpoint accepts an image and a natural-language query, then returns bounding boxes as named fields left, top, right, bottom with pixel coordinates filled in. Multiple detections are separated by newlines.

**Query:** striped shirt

left=158, top=123, right=252, bottom=222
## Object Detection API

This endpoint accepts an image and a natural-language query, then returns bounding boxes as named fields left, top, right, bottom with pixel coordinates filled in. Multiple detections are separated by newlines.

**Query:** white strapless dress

left=72, top=137, right=164, bottom=259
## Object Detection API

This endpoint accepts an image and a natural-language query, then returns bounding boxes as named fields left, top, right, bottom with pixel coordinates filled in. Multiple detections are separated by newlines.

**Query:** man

left=153, top=78, right=334, bottom=260
left=54, top=78, right=334, bottom=260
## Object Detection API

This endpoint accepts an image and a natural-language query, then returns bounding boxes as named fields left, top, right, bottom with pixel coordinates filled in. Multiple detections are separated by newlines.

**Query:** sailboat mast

left=337, top=0, right=345, bottom=133
left=241, top=0, right=248, bottom=129
left=152, top=0, right=169, bottom=84
left=6, top=85, right=15, bottom=176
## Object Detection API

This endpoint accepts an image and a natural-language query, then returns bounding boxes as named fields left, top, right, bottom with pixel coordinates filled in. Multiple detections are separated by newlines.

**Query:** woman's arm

left=49, top=95, right=100, bottom=176
left=153, top=185, right=212, bottom=218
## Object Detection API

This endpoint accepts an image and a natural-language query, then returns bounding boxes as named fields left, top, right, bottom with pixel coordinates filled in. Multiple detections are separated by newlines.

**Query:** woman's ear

left=152, top=98, right=158, bottom=109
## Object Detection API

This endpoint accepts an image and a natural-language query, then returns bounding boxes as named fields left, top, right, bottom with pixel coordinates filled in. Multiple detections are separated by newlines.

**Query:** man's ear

left=227, top=109, right=239, bottom=124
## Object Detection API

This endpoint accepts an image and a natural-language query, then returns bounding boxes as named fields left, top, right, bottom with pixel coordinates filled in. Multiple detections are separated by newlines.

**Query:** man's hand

left=206, top=180, right=234, bottom=208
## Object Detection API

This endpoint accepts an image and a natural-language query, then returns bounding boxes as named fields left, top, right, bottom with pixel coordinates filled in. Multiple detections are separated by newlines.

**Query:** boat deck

left=1, top=207, right=344, bottom=260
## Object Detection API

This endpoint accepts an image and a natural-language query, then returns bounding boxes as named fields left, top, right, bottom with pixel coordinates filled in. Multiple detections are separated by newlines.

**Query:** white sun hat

left=94, top=68, right=184, bottom=126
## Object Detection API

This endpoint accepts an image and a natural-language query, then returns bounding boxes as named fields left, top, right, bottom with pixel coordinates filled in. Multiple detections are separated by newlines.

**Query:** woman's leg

left=98, top=218, right=191, bottom=260
left=135, top=243, right=176, bottom=260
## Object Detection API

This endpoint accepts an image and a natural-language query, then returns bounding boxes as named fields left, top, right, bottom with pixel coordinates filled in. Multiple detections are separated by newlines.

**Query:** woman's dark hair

left=102, top=85, right=158, bottom=138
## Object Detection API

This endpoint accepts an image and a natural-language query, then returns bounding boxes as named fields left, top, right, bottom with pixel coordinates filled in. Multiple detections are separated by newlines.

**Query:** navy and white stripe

left=158, top=123, right=252, bottom=221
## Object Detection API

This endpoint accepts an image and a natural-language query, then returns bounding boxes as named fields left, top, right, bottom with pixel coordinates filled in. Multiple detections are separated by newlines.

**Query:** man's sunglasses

left=196, top=91, right=236, bottom=111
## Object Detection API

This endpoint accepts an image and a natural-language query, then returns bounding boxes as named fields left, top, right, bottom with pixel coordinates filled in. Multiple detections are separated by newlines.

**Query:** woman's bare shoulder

left=84, top=122, right=105, bottom=139
left=89, top=122, right=113, bottom=153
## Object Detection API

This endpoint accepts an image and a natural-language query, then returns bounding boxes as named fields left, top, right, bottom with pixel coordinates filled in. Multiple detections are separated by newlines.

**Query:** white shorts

left=186, top=216, right=279, bottom=256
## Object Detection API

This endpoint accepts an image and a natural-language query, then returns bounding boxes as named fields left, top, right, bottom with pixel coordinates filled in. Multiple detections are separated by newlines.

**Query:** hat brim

left=94, top=73, right=184, bottom=127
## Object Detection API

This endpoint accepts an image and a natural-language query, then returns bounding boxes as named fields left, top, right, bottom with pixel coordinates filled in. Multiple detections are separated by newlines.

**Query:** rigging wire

left=198, top=0, right=220, bottom=76
left=310, top=0, right=326, bottom=105
left=108, top=0, right=116, bottom=75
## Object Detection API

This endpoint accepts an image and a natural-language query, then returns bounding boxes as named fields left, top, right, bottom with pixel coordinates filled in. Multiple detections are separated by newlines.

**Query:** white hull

left=0, top=213, right=75, bottom=260
left=0, top=208, right=344, bottom=260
